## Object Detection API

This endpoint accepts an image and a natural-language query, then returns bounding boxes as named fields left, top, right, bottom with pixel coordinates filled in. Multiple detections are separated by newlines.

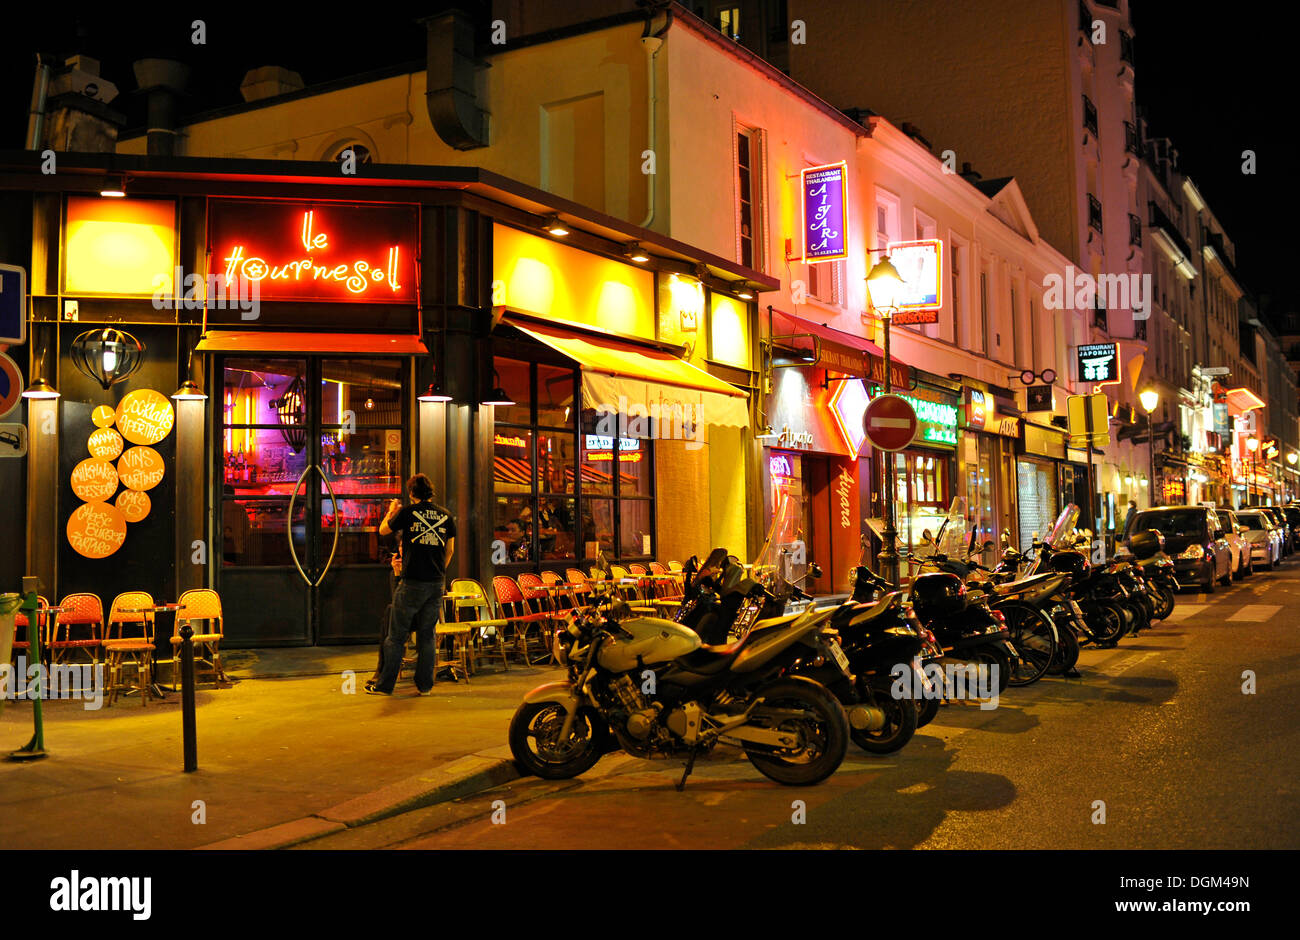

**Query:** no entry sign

left=863, top=393, right=919, bottom=452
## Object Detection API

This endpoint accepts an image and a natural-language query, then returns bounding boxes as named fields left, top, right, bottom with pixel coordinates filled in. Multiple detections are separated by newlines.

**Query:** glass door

left=217, top=356, right=408, bottom=646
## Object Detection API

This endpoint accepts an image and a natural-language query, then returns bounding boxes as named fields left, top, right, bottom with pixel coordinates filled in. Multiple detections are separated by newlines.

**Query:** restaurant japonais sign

left=801, top=162, right=849, bottom=262
left=208, top=201, right=418, bottom=303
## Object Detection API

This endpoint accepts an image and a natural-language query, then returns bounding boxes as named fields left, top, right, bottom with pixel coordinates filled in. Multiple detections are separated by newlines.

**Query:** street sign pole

left=1084, top=390, right=1097, bottom=540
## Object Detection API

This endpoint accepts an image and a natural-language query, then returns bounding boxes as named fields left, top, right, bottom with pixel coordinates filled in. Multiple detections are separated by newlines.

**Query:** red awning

left=1223, top=386, right=1265, bottom=416
left=769, top=309, right=912, bottom=388
left=195, top=331, right=428, bottom=355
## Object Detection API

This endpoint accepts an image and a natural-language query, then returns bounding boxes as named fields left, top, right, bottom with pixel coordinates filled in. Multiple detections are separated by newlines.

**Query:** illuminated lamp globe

left=865, top=256, right=905, bottom=316
left=1139, top=388, right=1160, bottom=414
left=1247, top=436, right=1260, bottom=453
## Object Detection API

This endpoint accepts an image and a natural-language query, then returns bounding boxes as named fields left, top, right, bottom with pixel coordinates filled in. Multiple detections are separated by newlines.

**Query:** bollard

left=9, top=591, right=47, bottom=761
left=180, top=624, right=197, bottom=772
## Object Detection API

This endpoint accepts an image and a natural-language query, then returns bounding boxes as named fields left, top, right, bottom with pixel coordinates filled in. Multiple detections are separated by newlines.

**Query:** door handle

left=286, top=464, right=313, bottom=586
left=313, top=466, right=342, bottom=587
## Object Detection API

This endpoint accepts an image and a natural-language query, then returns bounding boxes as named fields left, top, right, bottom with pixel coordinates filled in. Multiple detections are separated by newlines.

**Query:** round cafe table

left=116, top=604, right=180, bottom=701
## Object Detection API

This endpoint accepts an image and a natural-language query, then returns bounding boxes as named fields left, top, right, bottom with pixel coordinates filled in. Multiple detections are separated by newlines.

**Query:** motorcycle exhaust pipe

left=848, top=704, right=887, bottom=732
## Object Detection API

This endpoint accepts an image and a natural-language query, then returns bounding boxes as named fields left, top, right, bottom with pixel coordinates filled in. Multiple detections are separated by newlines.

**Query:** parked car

left=1284, top=506, right=1300, bottom=551
left=1122, top=506, right=1232, bottom=592
left=1234, top=509, right=1282, bottom=570
left=1217, top=510, right=1252, bottom=579
left=1259, top=507, right=1291, bottom=557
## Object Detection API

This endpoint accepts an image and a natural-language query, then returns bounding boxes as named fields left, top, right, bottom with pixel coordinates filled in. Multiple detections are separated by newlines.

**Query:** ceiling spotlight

left=483, top=387, right=516, bottom=407
left=543, top=214, right=569, bottom=237
left=100, top=174, right=126, bottom=198
left=737, top=282, right=754, bottom=300
left=624, top=242, right=650, bottom=263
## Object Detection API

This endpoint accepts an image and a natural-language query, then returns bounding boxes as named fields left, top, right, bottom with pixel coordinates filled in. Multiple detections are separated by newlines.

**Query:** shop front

left=959, top=386, right=1020, bottom=565
left=1017, top=421, right=1068, bottom=550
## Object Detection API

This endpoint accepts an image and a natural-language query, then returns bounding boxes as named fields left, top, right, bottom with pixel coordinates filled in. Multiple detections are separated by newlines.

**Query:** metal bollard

left=180, top=624, right=197, bottom=772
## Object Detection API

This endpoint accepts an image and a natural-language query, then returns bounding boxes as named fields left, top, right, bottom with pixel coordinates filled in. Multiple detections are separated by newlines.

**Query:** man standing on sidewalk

left=369, top=474, right=456, bottom=696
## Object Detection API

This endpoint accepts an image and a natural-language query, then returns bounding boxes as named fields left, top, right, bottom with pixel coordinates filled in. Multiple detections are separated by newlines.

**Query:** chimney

left=900, top=122, right=931, bottom=152
left=133, top=58, right=191, bottom=157
left=37, top=54, right=125, bottom=152
left=960, top=161, right=982, bottom=182
left=239, top=66, right=305, bottom=103
left=422, top=10, right=488, bottom=150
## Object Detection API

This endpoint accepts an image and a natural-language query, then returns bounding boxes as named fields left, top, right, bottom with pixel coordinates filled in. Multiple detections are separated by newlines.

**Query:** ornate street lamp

left=1140, top=388, right=1159, bottom=507
left=865, top=253, right=905, bottom=587
left=69, top=328, right=144, bottom=390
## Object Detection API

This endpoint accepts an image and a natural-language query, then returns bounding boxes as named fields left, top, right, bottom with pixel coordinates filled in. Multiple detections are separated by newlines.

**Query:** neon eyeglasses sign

left=209, top=200, right=418, bottom=303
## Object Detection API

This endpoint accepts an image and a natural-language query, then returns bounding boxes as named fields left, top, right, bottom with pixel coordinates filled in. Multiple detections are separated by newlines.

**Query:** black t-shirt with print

left=390, top=501, right=456, bottom=583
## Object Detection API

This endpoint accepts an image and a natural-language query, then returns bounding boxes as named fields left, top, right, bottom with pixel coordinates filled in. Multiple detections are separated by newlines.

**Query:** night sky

left=1, top=3, right=1292, bottom=314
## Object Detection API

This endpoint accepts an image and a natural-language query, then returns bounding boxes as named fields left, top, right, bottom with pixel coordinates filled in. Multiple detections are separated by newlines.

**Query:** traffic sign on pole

left=0, top=264, right=26, bottom=346
left=863, top=393, right=919, bottom=452
left=0, top=351, right=24, bottom=420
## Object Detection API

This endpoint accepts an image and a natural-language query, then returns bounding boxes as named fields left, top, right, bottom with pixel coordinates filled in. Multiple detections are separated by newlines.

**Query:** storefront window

left=892, top=448, right=951, bottom=557
left=1017, top=459, right=1059, bottom=551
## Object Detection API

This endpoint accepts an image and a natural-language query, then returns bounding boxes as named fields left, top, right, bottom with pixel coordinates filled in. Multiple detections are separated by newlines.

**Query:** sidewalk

left=0, top=647, right=552, bottom=849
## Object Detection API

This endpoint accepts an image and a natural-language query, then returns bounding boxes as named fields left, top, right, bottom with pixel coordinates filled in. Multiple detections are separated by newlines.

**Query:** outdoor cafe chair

left=172, top=589, right=227, bottom=688
left=48, top=593, right=104, bottom=666
left=10, top=595, right=44, bottom=662
left=448, top=578, right=509, bottom=674
left=565, top=568, right=595, bottom=608
left=518, top=572, right=566, bottom=663
left=539, top=569, right=577, bottom=610
left=492, top=576, right=551, bottom=666
left=104, top=592, right=157, bottom=707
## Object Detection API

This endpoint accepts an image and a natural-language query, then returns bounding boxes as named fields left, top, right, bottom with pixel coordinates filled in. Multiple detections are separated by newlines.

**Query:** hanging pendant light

left=70, top=328, right=145, bottom=390
left=269, top=373, right=307, bottom=453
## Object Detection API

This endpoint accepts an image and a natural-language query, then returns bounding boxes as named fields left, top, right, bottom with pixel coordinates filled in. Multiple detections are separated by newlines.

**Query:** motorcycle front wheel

left=1151, top=584, right=1176, bottom=621
left=1047, top=620, right=1081, bottom=675
left=509, top=702, right=610, bottom=780
left=997, top=602, right=1057, bottom=686
left=744, top=679, right=849, bottom=786
left=851, top=675, right=918, bottom=755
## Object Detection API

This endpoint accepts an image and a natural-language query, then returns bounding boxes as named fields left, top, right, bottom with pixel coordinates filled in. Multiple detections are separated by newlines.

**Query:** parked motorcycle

left=509, top=564, right=851, bottom=788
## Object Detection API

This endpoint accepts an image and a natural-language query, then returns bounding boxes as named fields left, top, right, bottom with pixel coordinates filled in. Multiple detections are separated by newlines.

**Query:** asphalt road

left=305, top=556, right=1300, bottom=850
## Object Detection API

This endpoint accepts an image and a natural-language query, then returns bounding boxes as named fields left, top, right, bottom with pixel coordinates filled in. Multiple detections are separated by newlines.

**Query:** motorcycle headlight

left=1178, top=544, right=1207, bottom=560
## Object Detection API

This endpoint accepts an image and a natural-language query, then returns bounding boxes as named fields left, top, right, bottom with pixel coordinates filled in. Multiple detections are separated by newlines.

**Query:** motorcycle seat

left=990, top=572, right=1055, bottom=596
left=846, top=592, right=903, bottom=627
left=674, top=613, right=803, bottom=674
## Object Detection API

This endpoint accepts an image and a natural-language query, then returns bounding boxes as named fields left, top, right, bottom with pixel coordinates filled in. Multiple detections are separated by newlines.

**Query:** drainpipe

left=639, top=7, right=672, bottom=228
left=133, top=59, right=191, bottom=157
left=26, top=54, right=50, bottom=149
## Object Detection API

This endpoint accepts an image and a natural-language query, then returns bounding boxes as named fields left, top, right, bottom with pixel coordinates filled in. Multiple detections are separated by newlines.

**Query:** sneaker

left=415, top=688, right=432, bottom=696
left=366, top=685, right=392, bottom=696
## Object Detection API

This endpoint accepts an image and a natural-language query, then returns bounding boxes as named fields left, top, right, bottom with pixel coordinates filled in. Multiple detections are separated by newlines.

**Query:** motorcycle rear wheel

left=916, top=694, right=940, bottom=728
left=1047, top=621, right=1081, bottom=675
left=744, top=679, right=849, bottom=786
left=850, top=675, right=918, bottom=755
left=997, top=602, right=1056, bottom=687
left=1152, top=584, right=1175, bottom=621
left=508, top=702, right=609, bottom=780
left=1084, top=603, right=1125, bottom=647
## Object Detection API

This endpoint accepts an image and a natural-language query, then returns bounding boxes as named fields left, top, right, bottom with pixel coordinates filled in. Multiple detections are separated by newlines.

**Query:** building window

left=1129, top=213, right=1143, bottom=246
left=717, top=6, right=741, bottom=40
left=807, top=260, right=841, bottom=305
left=1088, top=194, right=1104, bottom=233
left=978, top=269, right=990, bottom=355
left=1094, top=294, right=1109, bottom=332
left=1124, top=121, right=1139, bottom=155
left=1119, top=29, right=1135, bottom=65
left=579, top=414, right=656, bottom=561
left=736, top=125, right=764, bottom=270
left=1083, top=96, right=1099, bottom=137
left=949, top=234, right=967, bottom=345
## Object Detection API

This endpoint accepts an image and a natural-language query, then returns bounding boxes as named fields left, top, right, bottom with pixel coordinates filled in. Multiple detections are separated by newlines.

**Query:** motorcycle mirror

left=808, top=562, right=823, bottom=580
left=983, top=540, right=994, bottom=552
left=921, top=528, right=933, bottom=543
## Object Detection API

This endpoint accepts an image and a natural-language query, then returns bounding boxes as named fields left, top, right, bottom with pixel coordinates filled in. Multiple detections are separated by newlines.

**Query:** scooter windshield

left=936, top=496, right=970, bottom=560
left=751, top=484, right=805, bottom=595
left=1047, top=504, right=1081, bottom=549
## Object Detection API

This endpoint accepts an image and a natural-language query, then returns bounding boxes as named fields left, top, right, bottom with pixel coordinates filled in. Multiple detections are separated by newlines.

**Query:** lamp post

left=1139, top=388, right=1159, bottom=508
left=866, top=254, right=905, bottom=587
left=1246, top=435, right=1259, bottom=507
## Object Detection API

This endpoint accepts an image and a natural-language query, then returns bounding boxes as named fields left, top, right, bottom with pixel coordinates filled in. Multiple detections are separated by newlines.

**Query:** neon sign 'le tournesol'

left=223, top=211, right=403, bottom=296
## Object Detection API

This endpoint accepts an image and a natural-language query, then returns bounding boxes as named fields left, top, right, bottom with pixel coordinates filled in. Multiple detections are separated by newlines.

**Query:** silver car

left=1235, top=510, right=1282, bottom=570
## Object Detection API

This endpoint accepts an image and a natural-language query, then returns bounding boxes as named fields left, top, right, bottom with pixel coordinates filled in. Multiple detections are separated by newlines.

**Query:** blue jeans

left=375, top=578, right=443, bottom=693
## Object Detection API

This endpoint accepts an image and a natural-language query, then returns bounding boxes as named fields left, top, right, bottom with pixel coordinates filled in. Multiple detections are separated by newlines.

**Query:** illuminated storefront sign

left=64, top=197, right=177, bottom=296
left=870, top=389, right=958, bottom=446
left=801, top=162, right=849, bottom=262
left=494, top=433, right=527, bottom=448
left=886, top=239, right=943, bottom=324
left=1076, top=342, right=1119, bottom=385
left=208, top=201, right=418, bottom=303
left=963, top=388, right=987, bottom=430
left=769, top=455, right=794, bottom=479
left=585, top=435, right=642, bottom=462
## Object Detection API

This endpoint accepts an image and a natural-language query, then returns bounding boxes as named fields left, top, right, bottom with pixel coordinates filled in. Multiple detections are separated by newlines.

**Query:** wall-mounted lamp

left=418, top=382, right=452, bottom=403
left=482, top=369, right=515, bottom=407
left=22, top=376, right=60, bottom=400
left=99, top=174, right=127, bottom=198
left=624, top=242, right=650, bottom=263
left=71, top=327, right=145, bottom=390
left=542, top=214, right=569, bottom=237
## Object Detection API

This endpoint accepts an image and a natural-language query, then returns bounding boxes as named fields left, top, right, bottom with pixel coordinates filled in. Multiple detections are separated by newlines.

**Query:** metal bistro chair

left=627, top=564, right=651, bottom=603
left=565, top=568, right=595, bottom=611
left=540, top=569, right=577, bottom=612
left=448, top=579, right=509, bottom=676
left=48, top=593, right=104, bottom=667
left=492, top=576, right=552, bottom=666
left=104, top=592, right=157, bottom=707
left=171, top=589, right=227, bottom=688
left=518, top=573, right=567, bottom=664
left=10, top=595, right=44, bottom=665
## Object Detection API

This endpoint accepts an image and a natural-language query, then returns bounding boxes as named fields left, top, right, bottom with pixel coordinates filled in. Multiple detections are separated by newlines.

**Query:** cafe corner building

left=0, top=151, right=772, bottom=649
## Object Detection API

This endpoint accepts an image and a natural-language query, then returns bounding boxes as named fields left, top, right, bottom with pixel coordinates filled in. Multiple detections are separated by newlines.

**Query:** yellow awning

left=508, top=318, right=750, bottom=428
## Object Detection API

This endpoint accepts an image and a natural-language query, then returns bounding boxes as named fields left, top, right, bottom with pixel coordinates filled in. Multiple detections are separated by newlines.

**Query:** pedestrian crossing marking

left=1226, top=605, right=1283, bottom=622
left=1163, top=604, right=1206, bottom=621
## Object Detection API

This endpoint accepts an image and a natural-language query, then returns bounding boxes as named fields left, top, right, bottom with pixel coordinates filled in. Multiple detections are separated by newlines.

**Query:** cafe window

left=492, top=353, right=656, bottom=564
left=890, top=448, right=952, bottom=560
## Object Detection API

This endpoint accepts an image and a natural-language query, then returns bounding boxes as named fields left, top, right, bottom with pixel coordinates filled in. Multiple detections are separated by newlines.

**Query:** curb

left=198, top=748, right=522, bottom=850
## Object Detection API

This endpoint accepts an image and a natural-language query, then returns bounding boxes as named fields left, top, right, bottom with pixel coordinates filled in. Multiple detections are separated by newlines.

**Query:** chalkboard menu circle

left=116, top=488, right=151, bottom=523
left=67, top=501, right=127, bottom=559
left=91, top=405, right=117, bottom=428
left=71, top=457, right=119, bottom=502
left=117, top=445, right=165, bottom=492
left=88, top=427, right=125, bottom=460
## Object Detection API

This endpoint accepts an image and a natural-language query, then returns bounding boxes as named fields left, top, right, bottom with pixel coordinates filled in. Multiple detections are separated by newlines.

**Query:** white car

left=1216, top=511, right=1252, bottom=580
left=1235, top=510, right=1282, bottom=570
